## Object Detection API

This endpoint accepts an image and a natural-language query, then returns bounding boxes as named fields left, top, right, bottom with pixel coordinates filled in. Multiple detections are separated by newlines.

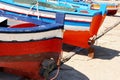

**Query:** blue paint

left=0, top=0, right=104, bottom=28
left=0, top=11, right=64, bottom=33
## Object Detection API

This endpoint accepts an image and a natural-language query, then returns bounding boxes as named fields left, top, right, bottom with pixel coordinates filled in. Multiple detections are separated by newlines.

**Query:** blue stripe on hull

left=0, top=9, right=90, bottom=28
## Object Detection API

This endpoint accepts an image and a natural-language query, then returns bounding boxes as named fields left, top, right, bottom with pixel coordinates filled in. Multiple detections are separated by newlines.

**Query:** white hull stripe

left=0, top=29, right=62, bottom=41
left=64, top=25, right=89, bottom=31
left=0, top=2, right=92, bottom=22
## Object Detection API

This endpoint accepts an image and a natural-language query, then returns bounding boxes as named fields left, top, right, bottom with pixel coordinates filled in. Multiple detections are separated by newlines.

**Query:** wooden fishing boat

left=0, top=10, right=64, bottom=79
left=60, top=0, right=118, bottom=15
left=0, top=0, right=104, bottom=30
left=91, top=2, right=118, bottom=15
left=63, top=4, right=107, bottom=58
left=0, top=0, right=107, bottom=59
left=51, top=0, right=107, bottom=58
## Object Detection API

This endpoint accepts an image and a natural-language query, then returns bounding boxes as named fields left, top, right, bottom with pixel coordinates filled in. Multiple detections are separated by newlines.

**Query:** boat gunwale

left=0, top=1, right=102, bottom=17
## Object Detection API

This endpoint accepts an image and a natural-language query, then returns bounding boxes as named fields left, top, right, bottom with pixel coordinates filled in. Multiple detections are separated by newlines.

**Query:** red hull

left=63, top=14, right=106, bottom=48
left=91, top=4, right=118, bottom=16
left=107, top=10, right=118, bottom=15
left=0, top=38, right=62, bottom=79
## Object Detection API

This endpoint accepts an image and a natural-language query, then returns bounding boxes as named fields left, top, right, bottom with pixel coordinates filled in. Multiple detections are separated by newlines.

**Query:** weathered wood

left=88, top=47, right=95, bottom=59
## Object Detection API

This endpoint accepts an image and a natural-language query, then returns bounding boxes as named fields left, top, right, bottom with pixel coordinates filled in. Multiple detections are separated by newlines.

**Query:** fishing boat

left=63, top=4, right=107, bottom=58
left=52, top=0, right=107, bottom=58
left=0, top=9, right=64, bottom=79
left=0, top=0, right=107, bottom=58
left=91, top=1, right=118, bottom=15
left=61, top=0, right=118, bottom=15
left=0, top=0, right=105, bottom=30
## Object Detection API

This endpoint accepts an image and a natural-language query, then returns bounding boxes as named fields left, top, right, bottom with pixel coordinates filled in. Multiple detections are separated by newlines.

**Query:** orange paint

left=63, top=14, right=106, bottom=48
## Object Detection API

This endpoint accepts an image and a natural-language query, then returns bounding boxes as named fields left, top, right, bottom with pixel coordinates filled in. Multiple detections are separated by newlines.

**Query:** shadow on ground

left=49, top=64, right=89, bottom=80
left=94, top=45, right=120, bottom=59
left=113, top=15, right=120, bottom=17
left=62, top=44, right=120, bottom=60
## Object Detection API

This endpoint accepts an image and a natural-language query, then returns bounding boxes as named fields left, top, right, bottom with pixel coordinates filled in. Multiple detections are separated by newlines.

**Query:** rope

left=95, top=20, right=120, bottom=40
left=26, top=0, right=40, bottom=19
left=50, top=66, right=60, bottom=80
left=50, top=50, right=63, bottom=80
left=26, top=5, right=35, bottom=16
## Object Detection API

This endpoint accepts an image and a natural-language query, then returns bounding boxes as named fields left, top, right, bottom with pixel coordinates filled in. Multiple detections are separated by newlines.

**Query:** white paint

left=0, top=2, right=92, bottom=22
left=0, top=29, right=63, bottom=41
left=0, top=17, right=7, bottom=23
